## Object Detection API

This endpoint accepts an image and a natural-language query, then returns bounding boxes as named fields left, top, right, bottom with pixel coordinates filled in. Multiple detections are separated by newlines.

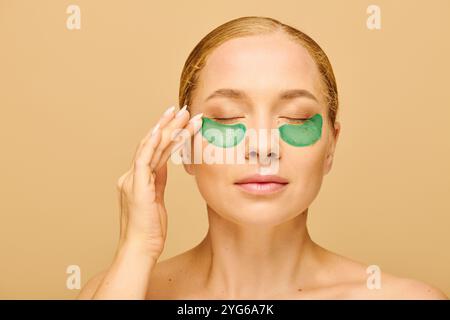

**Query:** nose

left=244, top=128, right=280, bottom=165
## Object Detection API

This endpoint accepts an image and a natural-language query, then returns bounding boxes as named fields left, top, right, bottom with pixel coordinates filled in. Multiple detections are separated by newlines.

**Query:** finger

left=132, top=105, right=177, bottom=165
left=154, top=113, right=203, bottom=171
left=149, top=105, right=190, bottom=170
left=133, top=125, right=162, bottom=191
left=142, top=105, right=176, bottom=142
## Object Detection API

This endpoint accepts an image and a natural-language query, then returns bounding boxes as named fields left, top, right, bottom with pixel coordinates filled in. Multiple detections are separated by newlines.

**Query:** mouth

left=234, top=174, right=289, bottom=195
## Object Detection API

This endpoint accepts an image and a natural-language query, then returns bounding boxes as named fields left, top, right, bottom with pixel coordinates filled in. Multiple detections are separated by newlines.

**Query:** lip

left=235, top=174, right=289, bottom=184
left=234, top=174, right=289, bottom=195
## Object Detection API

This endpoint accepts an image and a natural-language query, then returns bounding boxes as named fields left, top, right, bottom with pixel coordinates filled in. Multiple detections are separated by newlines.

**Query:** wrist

left=116, top=239, right=160, bottom=266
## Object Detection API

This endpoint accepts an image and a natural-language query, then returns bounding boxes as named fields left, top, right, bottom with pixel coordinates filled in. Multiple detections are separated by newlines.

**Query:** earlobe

left=334, top=120, right=341, bottom=142
left=323, top=154, right=334, bottom=176
left=323, top=121, right=340, bottom=175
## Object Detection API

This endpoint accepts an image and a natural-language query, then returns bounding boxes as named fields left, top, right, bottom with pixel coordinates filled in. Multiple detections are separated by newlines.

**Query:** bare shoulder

left=372, top=274, right=448, bottom=300
left=76, top=249, right=197, bottom=300
left=146, top=249, right=198, bottom=299
left=314, top=248, right=448, bottom=300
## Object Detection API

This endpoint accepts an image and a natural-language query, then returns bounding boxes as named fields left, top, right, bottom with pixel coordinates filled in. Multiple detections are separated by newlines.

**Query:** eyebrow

left=204, top=88, right=318, bottom=103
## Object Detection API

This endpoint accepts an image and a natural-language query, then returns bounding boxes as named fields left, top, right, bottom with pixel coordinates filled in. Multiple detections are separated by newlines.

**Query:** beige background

left=0, top=0, right=449, bottom=299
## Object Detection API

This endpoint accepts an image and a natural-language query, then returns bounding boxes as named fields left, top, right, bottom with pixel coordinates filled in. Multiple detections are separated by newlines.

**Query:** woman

left=78, top=16, right=447, bottom=299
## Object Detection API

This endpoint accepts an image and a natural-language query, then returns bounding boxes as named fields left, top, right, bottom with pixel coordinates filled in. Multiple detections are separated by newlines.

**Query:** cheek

left=282, top=141, right=327, bottom=172
left=194, top=163, right=231, bottom=207
left=281, top=137, right=329, bottom=193
left=281, top=117, right=332, bottom=174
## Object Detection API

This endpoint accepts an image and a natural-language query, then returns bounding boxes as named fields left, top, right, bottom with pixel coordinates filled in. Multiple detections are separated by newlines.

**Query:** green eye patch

left=201, top=113, right=323, bottom=148
left=201, top=117, right=246, bottom=148
left=278, top=113, right=323, bottom=147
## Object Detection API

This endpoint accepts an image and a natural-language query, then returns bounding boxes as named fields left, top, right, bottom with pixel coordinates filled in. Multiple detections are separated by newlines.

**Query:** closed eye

left=211, top=117, right=245, bottom=124
left=280, top=117, right=311, bottom=123
left=212, top=117, right=244, bottom=120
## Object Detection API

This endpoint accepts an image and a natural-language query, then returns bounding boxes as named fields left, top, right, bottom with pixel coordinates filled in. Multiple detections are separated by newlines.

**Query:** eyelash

left=281, top=117, right=311, bottom=122
left=211, top=117, right=311, bottom=124
left=213, top=117, right=243, bottom=120
left=211, top=117, right=245, bottom=124
left=213, top=117, right=309, bottom=120
left=284, top=117, right=309, bottom=120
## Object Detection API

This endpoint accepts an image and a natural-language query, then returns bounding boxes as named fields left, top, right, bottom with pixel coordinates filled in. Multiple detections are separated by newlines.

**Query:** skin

left=77, top=31, right=448, bottom=300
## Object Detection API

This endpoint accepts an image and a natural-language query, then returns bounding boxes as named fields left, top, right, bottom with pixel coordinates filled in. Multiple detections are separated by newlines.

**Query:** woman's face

left=185, top=31, right=340, bottom=226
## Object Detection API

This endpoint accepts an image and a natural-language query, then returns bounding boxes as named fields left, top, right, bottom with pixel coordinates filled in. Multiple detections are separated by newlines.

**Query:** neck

left=194, top=205, right=322, bottom=299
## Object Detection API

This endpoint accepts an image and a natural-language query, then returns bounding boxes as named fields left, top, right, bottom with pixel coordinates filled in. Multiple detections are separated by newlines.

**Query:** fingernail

left=190, top=113, right=203, bottom=132
left=189, top=113, right=203, bottom=122
left=175, top=105, right=188, bottom=118
left=151, top=122, right=160, bottom=136
left=163, top=105, right=176, bottom=116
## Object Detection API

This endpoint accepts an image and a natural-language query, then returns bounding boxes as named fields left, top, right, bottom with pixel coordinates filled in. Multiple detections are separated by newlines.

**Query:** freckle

left=298, top=288, right=303, bottom=291
left=168, top=278, right=172, bottom=282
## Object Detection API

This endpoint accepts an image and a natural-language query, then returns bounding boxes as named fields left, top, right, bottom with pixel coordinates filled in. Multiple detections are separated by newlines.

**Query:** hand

left=115, top=105, right=203, bottom=261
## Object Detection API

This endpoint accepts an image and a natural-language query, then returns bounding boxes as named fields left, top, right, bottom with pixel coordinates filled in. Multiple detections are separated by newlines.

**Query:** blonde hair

left=179, top=16, right=339, bottom=125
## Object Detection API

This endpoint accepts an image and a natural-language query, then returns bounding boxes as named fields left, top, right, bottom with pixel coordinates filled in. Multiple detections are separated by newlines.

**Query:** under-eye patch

left=201, top=117, right=246, bottom=148
left=278, top=113, right=323, bottom=147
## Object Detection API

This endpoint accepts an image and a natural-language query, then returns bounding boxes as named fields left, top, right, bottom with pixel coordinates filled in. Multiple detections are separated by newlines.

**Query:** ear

left=323, top=120, right=341, bottom=176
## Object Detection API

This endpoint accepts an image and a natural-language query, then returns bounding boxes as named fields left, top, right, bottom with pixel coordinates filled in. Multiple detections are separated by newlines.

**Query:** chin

left=223, top=202, right=299, bottom=227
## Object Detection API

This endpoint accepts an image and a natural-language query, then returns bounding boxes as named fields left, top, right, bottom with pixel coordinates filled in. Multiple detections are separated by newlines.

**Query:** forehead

left=193, top=32, right=323, bottom=107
